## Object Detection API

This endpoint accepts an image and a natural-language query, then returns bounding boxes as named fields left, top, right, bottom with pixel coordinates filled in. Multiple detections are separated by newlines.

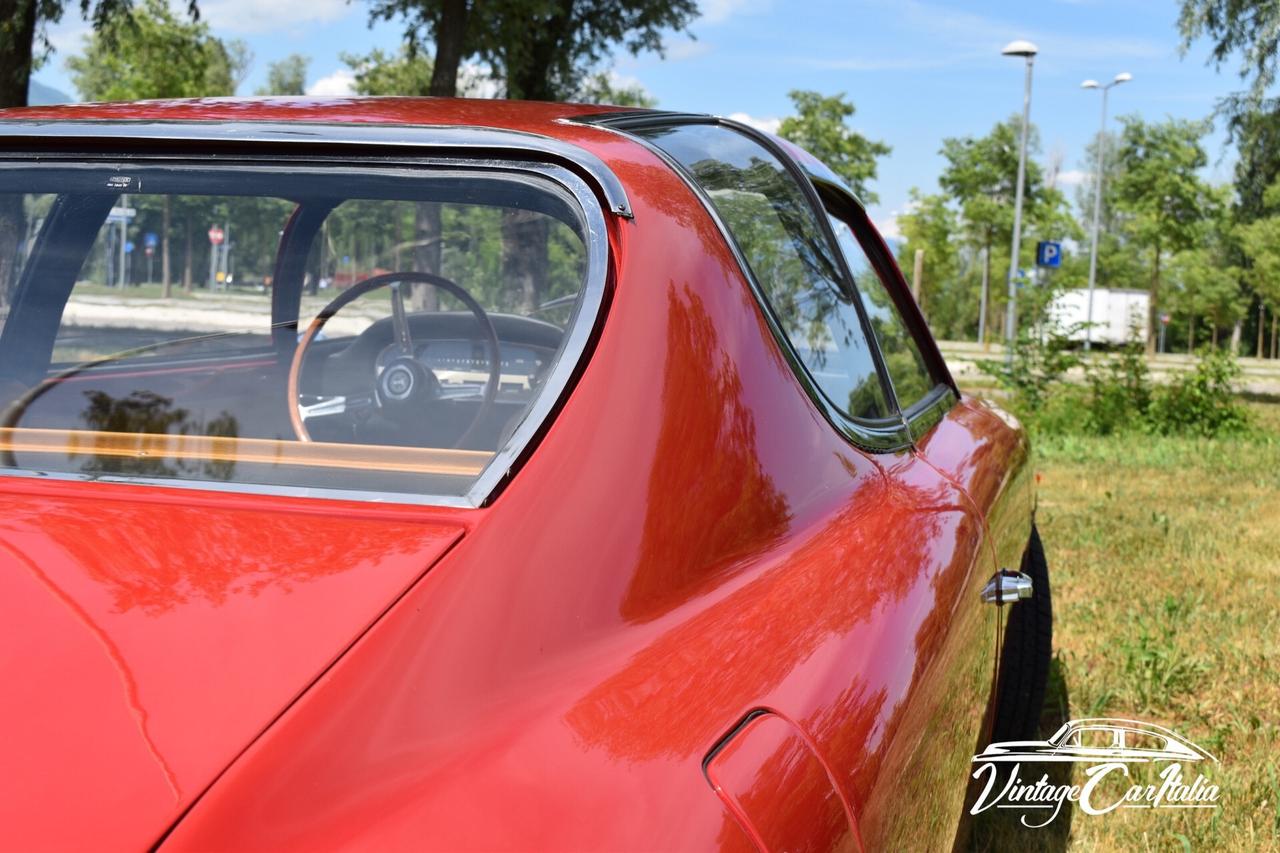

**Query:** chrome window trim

left=0, top=120, right=633, bottom=219
left=0, top=151, right=612, bottom=510
left=582, top=113, right=913, bottom=454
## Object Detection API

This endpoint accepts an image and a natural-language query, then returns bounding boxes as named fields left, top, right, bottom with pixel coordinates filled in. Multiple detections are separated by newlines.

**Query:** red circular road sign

left=1160, top=313, right=1171, bottom=325
left=208, top=226, right=225, bottom=246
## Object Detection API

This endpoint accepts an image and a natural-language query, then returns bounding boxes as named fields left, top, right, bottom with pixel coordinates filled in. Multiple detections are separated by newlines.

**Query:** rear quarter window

left=635, top=123, right=891, bottom=422
left=0, top=161, right=602, bottom=503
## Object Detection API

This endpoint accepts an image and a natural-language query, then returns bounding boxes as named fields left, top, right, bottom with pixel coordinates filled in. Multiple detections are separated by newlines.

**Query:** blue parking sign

left=1036, top=241, right=1062, bottom=268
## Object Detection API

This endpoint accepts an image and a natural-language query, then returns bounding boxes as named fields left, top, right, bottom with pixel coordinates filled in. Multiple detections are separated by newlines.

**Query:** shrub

left=1146, top=348, right=1250, bottom=437
left=981, top=329, right=1081, bottom=415
left=1083, top=343, right=1152, bottom=436
left=980, top=335, right=1249, bottom=440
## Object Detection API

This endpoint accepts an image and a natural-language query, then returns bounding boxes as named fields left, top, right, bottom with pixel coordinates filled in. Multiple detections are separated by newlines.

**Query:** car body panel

left=0, top=98, right=1034, bottom=851
left=706, top=711, right=856, bottom=851
left=0, top=476, right=466, bottom=851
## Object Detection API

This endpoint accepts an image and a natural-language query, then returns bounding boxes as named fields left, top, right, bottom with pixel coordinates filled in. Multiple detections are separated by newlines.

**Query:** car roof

left=0, top=96, right=662, bottom=136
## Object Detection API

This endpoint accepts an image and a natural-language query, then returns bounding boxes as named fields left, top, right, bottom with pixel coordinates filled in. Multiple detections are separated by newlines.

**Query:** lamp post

left=1002, top=39, right=1038, bottom=365
left=1081, top=72, right=1132, bottom=352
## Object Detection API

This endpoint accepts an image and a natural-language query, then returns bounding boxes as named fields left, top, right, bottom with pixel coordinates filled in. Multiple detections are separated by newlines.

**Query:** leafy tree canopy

left=65, top=0, right=243, bottom=101
left=1111, top=115, right=1213, bottom=254
left=777, top=90, right=890, bottom=204
left=257, top=53, right=309, bottom=96
left=341, top=46, right=436, bottom=96
left=366, top=0, right=697, bottom=101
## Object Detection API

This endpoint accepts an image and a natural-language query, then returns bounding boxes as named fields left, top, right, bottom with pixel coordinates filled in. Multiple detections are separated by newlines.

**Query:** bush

left=981, top=336, right=1248, bottom=440
left=1146, top=348, right=1250, bottom=437
left=1083, top=343, right=1152, bottom=436
left=981, top=329, right=1081, bottom=414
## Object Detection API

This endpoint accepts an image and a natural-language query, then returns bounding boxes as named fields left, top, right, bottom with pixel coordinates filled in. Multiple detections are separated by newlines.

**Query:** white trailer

left=1047, top=288, right=1149, bottom=347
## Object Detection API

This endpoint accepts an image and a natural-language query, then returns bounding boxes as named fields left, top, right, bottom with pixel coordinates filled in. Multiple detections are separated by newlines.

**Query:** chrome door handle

left=981, top=570, right=1033, bottom=604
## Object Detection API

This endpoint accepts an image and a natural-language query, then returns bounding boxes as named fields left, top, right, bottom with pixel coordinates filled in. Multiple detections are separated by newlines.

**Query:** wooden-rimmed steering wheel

left=287, top=271, right=502, bottom=450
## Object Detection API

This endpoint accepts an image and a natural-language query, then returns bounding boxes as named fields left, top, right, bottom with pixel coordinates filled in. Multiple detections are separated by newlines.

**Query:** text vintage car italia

left=0, top=97, right=1048, bottom=851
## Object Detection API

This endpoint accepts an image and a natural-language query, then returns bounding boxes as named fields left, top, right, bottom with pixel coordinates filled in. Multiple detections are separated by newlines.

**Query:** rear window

left=0, top=162, right=601, bottom=502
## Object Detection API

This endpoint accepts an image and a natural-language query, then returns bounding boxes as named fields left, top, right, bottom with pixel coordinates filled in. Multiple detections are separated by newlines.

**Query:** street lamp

left=1081, top=71, right=1132, bottom=352
left=1002, top=39, right=1038, bottom=364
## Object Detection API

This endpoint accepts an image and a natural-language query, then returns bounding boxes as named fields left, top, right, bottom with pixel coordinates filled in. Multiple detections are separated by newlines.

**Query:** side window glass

left=636, top=124, right=890, bottom=422
left=828, top=214, right=935, bottom=409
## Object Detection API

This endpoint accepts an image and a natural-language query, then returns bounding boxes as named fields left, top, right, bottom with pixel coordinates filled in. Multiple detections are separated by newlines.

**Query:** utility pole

left=911, top=249, right=924, bottom=311
left=1082, top=72, right=1132, bottom=351
left=1002, top=40, right=1038, bottom=365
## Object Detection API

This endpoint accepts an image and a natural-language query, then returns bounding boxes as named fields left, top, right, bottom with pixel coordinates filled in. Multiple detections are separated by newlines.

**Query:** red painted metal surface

left=0, top=98, right=1032, bottom=850
left=0, top=480, right=467, bottom=850
left=707, top=712, right=856, bottom=851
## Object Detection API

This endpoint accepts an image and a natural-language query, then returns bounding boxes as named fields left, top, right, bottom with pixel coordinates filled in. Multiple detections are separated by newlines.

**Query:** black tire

left=991, top=524, right=1053, bottom=743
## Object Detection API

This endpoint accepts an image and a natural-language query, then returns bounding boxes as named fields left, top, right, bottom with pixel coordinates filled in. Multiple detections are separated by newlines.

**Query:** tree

left=1111, top=115, right=1213, bottom=352
left=1239, top=179, right=1280, bottom=357
left=575, top=70, right=655, bottom=107
left=257, top=54, right=309, bottom=96
left=1179, top=0, right=1280, bottom=102
left=0, top=0, right=201, bottom=306
left=894, top=191, right=962, bottom=336
left=777, top=90, right=890, bottom=204
left=65, top=0, right=243, bottom=102
left=338, top=47, right=441, bottom=308
left=342, top=46, right=435, bottom=96
left=938, top=116, right=1068, bottom=344
left=366, top=0, right=697, bottom=100
left=60, top=0, right=242, bottom=300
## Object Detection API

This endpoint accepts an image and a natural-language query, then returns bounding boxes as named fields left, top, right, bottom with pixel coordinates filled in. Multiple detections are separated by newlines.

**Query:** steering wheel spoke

left=389, top=281, right=414, bottom=357
left=297, top=392, right=376, bottom=421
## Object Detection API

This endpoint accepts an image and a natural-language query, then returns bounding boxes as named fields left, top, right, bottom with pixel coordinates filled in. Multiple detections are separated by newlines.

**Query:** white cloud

left=874, top=199, right=920, bottom=243
left=198, top=0, right=350, bottom=34
left=875, top=215, right=904, bottom=242
left=1056, top=169, right=1088, bottom=187
left=305, top=69, right=356, bottom=97
left=727, top=112, right=781, bottom=134
left=698, top=0, right=771, bottom=25
left=667, top=39, right=713, bottom=61
left=459, top=63, right=502, bottom=98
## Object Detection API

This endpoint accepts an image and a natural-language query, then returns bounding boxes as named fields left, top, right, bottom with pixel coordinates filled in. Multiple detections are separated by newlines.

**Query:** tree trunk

left=183, top=212, right=193, bottom=292
left=502, top=210, right=548, bottom=314
left=1258, top=301, right=1266, bottom=359
left=1272, top=312, right=1278, bottom=359
left=979, top=240, right=991, bottom=349
left=0, top=0, right=37, bottom=110
left=410, top=204, right=442, bottom=312
left=0, top=0, right=37, bottom=310
left=1230, top=318, right=1242, bottom=355
left=161, top=196, right=172, bottom=298
left=504, top=0, right=574, bottom=100
left=428, top=0, right=469, bottom=98
left=1146, top=243, right=1160, bottom=355
left=1187, top=315, right=1195, bottom=355
left=1211, top=323, right=1219, bottom=348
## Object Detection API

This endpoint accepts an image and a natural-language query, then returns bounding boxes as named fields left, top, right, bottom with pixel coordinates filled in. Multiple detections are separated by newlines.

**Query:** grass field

left=971, top=400, right=1280, bottom=851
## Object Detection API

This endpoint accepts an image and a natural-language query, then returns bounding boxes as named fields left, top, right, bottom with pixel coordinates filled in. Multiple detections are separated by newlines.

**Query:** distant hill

left=28, top=80, right=73, bottom=105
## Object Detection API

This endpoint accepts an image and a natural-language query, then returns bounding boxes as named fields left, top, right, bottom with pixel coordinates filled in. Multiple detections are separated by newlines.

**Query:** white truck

left=1046, top=288, right=1150, bottom=347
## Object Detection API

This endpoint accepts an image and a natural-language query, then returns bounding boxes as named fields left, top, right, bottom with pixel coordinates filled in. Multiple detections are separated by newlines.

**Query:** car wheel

left=992, top=524, right=1053, bottom=742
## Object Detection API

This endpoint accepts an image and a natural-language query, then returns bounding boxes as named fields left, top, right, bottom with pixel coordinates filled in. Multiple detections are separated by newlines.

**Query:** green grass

left=971, top=400, right=1280, bottom=852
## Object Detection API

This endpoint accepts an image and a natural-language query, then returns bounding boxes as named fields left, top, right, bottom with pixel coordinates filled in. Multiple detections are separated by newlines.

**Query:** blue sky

left=36, top=0, right=1247, bottom=236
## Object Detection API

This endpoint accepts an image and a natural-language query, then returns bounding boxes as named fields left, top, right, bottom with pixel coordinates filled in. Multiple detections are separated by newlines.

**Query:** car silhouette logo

left=974, top=718, right=1217, bottom=764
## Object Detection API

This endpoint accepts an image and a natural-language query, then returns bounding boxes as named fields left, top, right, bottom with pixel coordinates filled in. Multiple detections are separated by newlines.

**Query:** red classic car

left=0, top=98, right=1050, bottom=851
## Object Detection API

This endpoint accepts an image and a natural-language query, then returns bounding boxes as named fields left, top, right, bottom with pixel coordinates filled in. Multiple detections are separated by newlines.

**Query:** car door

left=630, top=120, right=1003, bottom=851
